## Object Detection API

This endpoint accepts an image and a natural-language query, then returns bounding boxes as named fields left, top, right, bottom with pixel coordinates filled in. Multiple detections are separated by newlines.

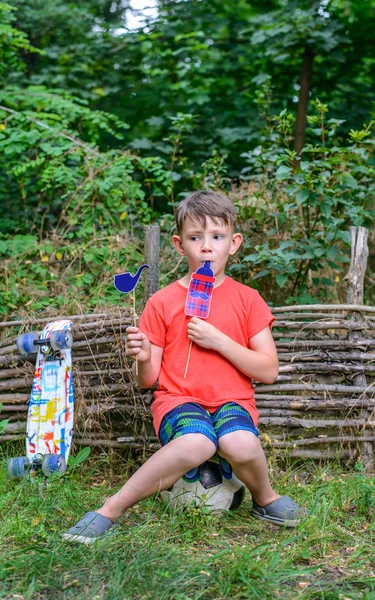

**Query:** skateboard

left=7, top=319, right=74, bottom=479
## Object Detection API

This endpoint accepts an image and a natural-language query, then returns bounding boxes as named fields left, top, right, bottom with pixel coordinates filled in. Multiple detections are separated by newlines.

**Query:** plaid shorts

left=159, top=402, right=258, bottom=482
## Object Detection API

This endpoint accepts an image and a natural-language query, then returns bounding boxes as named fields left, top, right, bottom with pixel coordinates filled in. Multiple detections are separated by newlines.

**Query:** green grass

left=1, top=450, right=375, bottom=600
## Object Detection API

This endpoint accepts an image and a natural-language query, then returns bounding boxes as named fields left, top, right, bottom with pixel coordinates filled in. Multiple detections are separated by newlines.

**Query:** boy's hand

left=125, top=326, right=152, bottom=363
left=187, top=318, right=225, bottom=351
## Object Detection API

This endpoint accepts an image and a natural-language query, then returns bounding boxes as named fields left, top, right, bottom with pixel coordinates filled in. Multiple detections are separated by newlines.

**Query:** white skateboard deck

left=26, top=319, right=74, bottom=460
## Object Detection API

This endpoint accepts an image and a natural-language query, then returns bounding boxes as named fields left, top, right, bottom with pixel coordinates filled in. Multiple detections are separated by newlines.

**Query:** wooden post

left=144, top=225, right=160, bottom=300
left=345, top=226, right=369, bottom=304
left=344, top=226, right=373, bottom=471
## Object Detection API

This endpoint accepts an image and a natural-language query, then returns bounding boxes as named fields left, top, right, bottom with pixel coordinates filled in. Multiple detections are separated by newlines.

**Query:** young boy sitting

left=63, top=190, right=305, bottom=544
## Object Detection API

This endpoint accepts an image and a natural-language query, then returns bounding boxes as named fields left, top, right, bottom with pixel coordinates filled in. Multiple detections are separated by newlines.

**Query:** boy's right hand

left=125, top=326, right=152, bottom=363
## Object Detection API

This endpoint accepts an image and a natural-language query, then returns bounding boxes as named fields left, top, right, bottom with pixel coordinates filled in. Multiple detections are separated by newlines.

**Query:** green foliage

left=0, top=82, right=172, bottom=314
left=7, top=0, right=375, bottom=183
left=0, top=231, right=146, bottom=315
left=1, top=2, right=375, bottom=313
left=0, top=404, right=9, bottom=434
left=247, top=1, right=345, bottom=59
left=0, top=3, right=39, bottom=82
left=0, top=85, right=169, bottom=230
left=230, top=101, right=375, bottom=304
left=10, top=0, right=126, bottom=99
left=68, top=447, right=91, bottom=470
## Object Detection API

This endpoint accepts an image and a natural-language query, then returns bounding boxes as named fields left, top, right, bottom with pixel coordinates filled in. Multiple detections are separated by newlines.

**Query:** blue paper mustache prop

left=114, top=264, right=149, bottom=293
left=188, top=290, right=210, bottom=301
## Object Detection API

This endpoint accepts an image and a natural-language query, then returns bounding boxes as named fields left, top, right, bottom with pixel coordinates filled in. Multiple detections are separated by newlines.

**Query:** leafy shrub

left=227, top=101, right=375, bottom=305
left=0, top=87, right=172, bottom=315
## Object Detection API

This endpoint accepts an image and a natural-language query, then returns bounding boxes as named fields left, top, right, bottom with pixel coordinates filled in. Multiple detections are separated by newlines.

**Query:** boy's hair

left=175, top=190, right=236, bottom=235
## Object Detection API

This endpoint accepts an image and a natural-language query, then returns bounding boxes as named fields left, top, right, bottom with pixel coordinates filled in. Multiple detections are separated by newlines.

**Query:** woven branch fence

left=1, top=225, right=374, bottom=468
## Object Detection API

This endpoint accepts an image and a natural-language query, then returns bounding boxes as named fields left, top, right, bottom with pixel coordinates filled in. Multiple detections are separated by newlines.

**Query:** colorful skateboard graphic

left=7, top=319, right=74, bottom=479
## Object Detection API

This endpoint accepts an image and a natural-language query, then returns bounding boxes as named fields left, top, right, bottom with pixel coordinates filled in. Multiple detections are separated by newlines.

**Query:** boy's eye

left=189, top=234, right=224, bottom=241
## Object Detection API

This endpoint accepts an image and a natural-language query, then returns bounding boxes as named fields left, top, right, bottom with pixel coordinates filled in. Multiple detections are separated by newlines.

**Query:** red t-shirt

left=138, top=276, right=275, bottom=436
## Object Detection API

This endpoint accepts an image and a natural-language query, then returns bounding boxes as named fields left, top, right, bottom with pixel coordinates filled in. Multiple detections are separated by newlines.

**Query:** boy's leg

left=63, top=433, right=216, bottom=543
left=63, top=403, right=218, bottom=542
left=214, top=403, right=305, bottom=527
left=218, top=430, right=279, bottom=506
left=97, top=433, right=216, bottom=521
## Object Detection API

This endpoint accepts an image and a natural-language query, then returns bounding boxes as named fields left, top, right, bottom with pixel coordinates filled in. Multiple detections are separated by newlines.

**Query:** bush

left=227, top=101, right=375, bottom=305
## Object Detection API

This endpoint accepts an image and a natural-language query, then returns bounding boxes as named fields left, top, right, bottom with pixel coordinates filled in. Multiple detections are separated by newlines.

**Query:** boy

left=63, top=190, right=305, bottom=544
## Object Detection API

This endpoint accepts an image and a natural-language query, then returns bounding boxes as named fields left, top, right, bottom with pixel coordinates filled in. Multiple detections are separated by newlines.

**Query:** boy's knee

left=175, top=433, right=216, bottom=463
left=218, top=431, right=261, bottom=464
left=193, top=434, right=217, bottom=461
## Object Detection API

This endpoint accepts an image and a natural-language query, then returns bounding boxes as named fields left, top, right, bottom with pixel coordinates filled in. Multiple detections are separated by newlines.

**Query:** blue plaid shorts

left=159, top=402, right=258, bottom=482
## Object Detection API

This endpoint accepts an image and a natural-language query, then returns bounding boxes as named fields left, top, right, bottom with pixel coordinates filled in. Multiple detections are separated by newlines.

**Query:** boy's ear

left=229, top=232, right=243, bottom=255
left=172, top=234, right=185, bottom=256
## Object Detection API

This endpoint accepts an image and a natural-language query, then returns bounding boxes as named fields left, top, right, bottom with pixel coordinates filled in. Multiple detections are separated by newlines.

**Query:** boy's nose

left=201, top=239, right=213, bottom=252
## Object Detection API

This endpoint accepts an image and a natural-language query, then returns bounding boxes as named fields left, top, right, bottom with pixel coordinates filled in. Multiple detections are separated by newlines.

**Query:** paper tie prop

left=114, top=264, right=149, bottom=375
left=184, top=261, right=216, bottom=378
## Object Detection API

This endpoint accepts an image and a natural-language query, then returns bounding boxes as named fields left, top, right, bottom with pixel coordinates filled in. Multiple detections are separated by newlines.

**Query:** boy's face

left=172, top=216, right=243, bottom=277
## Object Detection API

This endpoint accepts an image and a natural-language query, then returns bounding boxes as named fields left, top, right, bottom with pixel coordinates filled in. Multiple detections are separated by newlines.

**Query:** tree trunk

left=294, top=45, right=314, bottom=156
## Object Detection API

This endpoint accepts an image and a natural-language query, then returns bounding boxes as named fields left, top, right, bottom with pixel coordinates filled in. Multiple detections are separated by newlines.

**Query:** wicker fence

left=1, top=226, right=374, bottom=467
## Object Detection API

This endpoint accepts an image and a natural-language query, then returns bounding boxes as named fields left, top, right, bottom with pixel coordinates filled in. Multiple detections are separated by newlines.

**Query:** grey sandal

left=62, top=511, right=115, bottom=544
left=251, top=495, right=306, bottom=528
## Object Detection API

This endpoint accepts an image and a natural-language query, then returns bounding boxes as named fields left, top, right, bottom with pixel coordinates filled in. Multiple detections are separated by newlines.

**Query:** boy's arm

left=187, top=318, right=278, bottom=384
left=217, top=326, right=278, bottom=384
left=125, top=325, right=163, bottom=388
left=132, top=343, right=163, bottom=388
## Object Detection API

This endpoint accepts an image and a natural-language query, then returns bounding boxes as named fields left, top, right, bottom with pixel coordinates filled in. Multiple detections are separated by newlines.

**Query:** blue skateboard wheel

left=42, top=454, right=67, bottom=477
left=16, top=333, right=38, bottom=355
left=7, top=457, right=30, bottom=479
left=49, top=330, right=73, bottom=351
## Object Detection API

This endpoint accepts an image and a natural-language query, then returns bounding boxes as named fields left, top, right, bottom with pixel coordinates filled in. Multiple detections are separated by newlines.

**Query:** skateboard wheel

left=32, top=453, right=44, bottom=467
left=49, top=330, right=73, bottom=351
left=16, top=333, right=38, bottom=355
left=7, top=457, right=30, bottom=479
left=42, top=454, right=67, bottom=476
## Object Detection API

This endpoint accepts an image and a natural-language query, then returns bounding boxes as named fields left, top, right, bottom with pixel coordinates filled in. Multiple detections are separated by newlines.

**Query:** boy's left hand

left=187, top=318, right=225, bottom=351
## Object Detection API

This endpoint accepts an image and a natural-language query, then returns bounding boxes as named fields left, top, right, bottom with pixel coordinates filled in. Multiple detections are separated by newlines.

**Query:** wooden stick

left=255, top=383, right=375, bottom=393
left=271, top=304, right=375, bottom=313
left=278, top=362, right=371, bottom=374
left=255, top=393, right=374, bottom=401
left=274, top=320, right=375, bottom=330
left=184, top=340, right=192, bottom=379
left=133, top=290, right=138, bottom=376
left=0, top=393, right=29, bottom=402
left=74, top=438, right=161, bottom=450
left=278, top=351, right=375, bottom=361
left=256, top=399, right=374, bottom=410
left=0, top=378, right=33, bottom=391
left=269, top=449, right=354, bottom=459
left=0, top=368, right=32, bottom=380
left=258, top=416, right=370, bottom=428
left=275, top=339, right=375, bottom=348
left=0, top=312, right=113, bottom=329
left=274, top=312, right=351, bottom=320
left=267, top=436, right=375, bottom=448
left=0, top=405, right=28, bottom=412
